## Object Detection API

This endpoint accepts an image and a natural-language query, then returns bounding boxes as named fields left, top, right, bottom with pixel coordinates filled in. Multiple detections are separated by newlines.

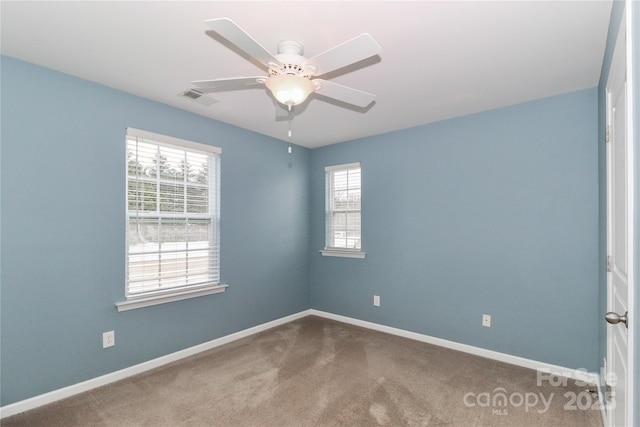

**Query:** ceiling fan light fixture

left=265, top=74, right=315, bottom=107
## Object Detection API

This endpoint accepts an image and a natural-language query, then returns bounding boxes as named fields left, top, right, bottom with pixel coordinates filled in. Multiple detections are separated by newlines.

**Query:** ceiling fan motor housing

left=268, top=40, right=317, bottom=78
left=277, top=40, right=304, bottom=55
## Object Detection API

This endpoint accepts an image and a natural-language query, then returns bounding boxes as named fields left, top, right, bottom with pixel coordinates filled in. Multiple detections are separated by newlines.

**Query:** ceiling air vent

left=179, top=89, right=217, bottom=106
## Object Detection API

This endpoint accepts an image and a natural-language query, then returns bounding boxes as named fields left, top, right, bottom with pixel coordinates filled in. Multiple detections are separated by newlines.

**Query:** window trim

left=117, top=128, right=225, bottom=311
left=320, top=248, right=366, bottom=259
left=116, top=284, right=228, bottom=312
left=322, top=162, right=365, bottom=259
left=126, top=128, right=221, bottom=156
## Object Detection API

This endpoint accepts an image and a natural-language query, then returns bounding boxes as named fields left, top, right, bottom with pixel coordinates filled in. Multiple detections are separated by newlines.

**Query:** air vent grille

left=179, top=90, right=217, bottom=106
left=183, top=90, right=202, bottom=99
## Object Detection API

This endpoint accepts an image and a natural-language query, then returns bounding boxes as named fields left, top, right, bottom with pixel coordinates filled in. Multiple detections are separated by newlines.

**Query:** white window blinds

left=126, top=128, right=221, bottom=299
left=325, top=162, right=362, bottom=251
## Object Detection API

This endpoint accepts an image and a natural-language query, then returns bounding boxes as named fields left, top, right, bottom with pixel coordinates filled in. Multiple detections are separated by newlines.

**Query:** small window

left=321, top=162, right=365, bottom=259
left=117, top=128, right=225, bottom=311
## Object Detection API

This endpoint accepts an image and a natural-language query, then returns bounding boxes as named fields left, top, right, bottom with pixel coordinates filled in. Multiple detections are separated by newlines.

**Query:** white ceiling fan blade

left=313, top=79, right=376, bottom=108
left=191, top=76, right=265, bottom=92
left=306, top=34, right=381, bottom=76
left=205, top=18, right=279, bottom=67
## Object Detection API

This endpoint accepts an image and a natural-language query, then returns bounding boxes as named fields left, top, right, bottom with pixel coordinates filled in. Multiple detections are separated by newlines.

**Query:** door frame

left=605, top=6, right=636, bottom=427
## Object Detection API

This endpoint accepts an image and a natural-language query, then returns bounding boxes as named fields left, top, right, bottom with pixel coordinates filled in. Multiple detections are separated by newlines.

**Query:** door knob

left=605, top=311, right=628, bottom=328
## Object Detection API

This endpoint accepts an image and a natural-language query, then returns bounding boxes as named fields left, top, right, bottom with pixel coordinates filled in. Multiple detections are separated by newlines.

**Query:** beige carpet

left=2, top=316, right=603, bottom=426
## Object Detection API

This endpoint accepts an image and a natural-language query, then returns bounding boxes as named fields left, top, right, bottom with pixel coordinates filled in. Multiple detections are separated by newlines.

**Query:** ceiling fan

left=191, top=18, right=382, bottom=111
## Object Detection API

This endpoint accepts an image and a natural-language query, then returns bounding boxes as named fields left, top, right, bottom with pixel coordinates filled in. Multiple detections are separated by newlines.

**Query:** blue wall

left=0, top=56, right=311, bottom=406
left=1, top=55, right=605, bottom=408
left=310, top=89, right=600, bottom=371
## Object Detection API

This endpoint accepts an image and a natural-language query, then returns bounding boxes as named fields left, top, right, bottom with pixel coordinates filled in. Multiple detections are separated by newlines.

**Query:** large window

left=117, top=128, right=225, bottom=311
left=322, top=162, right=365, bottom=259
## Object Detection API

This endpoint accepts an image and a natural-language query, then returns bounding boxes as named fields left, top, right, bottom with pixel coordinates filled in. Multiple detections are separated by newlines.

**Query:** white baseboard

left=1, top=308, right=599, bottom=419
left=0, top=309, right=312, bottom=419
left=309, top=309, right=600, bottom=386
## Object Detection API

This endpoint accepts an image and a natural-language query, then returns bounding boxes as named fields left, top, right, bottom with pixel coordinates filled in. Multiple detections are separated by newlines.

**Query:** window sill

left=116, top=284, right=228, bottom=312
left=320, top=249, right=366, bottom=259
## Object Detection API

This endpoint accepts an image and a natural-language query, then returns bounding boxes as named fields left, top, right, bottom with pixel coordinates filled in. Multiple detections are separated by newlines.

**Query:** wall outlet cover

left=482, top=314, right=491, bottom=328
left=103, top=331, right=115, bottom=348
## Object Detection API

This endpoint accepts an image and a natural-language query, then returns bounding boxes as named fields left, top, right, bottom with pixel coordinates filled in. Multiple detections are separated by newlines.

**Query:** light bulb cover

left=265, top=75, right=315, bottom=106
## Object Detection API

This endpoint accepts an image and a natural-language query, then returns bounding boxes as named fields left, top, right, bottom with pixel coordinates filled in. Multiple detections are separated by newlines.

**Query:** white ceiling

left=1, top=1, right=612, bottom=148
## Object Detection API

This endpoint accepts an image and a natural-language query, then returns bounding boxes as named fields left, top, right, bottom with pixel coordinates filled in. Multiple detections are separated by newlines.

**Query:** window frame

left=116, top=128, right=226, bottom=312
left=321, top=162, right=365, bottom=259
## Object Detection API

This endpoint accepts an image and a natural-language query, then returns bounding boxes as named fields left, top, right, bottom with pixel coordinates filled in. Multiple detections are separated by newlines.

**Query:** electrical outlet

left=482, top=314, right=491, bottom=328
left=373, top=295, right=380, bottom=307
left=103, top=331, right=115, bottom=348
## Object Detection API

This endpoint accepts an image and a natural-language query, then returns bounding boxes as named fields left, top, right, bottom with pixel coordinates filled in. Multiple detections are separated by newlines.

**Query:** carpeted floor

left=2, top=316, right=603, bottom=426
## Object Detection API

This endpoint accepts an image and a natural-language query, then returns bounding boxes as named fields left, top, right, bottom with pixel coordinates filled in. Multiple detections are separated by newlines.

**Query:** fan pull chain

left=287, top=104, right=293, bottom=154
